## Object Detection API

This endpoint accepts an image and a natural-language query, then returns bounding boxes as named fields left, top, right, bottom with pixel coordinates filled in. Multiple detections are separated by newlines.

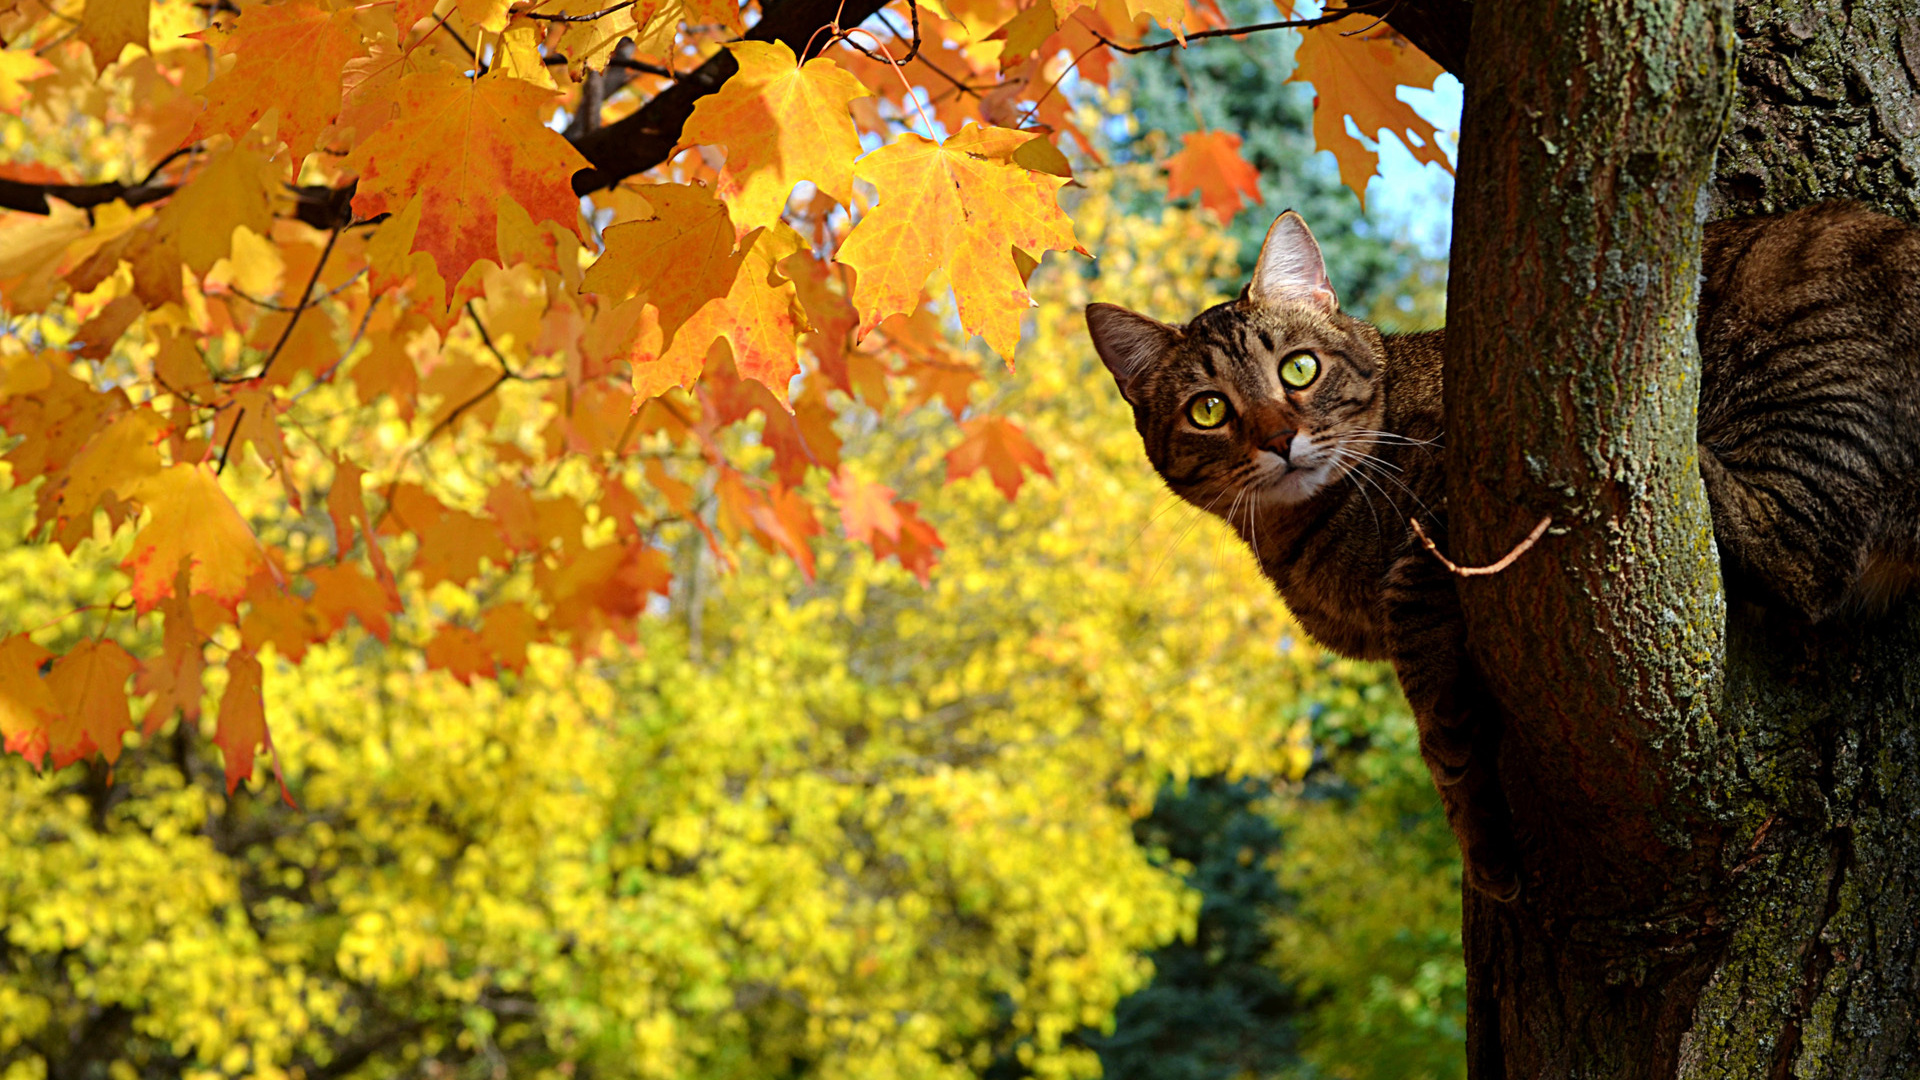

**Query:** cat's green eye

left=1279, top=351, right=1320, bottom=389
left=1186, top=393, right=1231, bottom=429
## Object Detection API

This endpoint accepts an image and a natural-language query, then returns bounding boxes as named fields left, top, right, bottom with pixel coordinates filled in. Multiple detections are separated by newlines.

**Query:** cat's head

left=1085, top=210, right=1388, bottom=510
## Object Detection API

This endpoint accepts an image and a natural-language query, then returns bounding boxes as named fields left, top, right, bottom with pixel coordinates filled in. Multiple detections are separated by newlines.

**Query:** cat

left=1085, top=203, right=1920, bottom=899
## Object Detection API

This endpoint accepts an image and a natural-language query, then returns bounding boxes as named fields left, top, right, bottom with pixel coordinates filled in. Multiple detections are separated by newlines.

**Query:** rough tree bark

left=1444, top=0, right=1920, bottom=1076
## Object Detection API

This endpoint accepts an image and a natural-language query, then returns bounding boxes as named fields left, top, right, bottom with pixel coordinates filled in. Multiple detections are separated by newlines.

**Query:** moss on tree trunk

left=1442, top=0, right=1920, bottom=1074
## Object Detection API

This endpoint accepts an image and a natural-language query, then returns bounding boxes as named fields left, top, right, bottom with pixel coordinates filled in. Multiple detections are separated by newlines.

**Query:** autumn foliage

left=0, top=0, right=1444, bottom=786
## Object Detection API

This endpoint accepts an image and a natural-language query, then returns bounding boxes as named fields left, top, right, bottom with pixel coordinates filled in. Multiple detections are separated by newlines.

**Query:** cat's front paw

left=1467, top=849, right=1522, bottom=902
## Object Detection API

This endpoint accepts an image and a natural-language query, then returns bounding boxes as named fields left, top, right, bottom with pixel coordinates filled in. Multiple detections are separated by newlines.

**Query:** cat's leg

left=1384, top=547, right=1521, bottom=901
left=1697, top=443, right=1873, bottom=621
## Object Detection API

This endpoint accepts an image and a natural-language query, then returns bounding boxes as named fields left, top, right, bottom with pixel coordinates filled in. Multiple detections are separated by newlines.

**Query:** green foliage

left=1090, top=777, right=1299, bottom=1080
left=1274, top=709, right=1467, bottom=1080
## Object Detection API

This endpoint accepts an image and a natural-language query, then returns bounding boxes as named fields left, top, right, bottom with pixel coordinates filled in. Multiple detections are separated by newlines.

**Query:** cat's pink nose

left=1261, top=429, right=1297, bottom=460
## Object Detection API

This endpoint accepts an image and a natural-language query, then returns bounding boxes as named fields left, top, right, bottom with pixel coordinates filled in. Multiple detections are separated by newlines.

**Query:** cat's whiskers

left=1326, top=445, right=1389, bottom=541
left=1330, top=435, right=1440, bottom=521
left=1127, top=490, right=1196, bottom=556
left=1147, top=481, right=1236, bottom=589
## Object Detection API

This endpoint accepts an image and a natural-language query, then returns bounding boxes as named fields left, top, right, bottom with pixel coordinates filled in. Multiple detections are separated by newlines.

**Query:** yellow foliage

left=0, top=175, right=1396, bottom=1078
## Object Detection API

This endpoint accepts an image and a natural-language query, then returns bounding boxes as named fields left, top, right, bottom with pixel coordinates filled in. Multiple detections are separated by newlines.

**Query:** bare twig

left=214, top=406, right=247, bottom=474
left=1410, top=515, right=1554, bottom=578
left=1081, top=0, right=1391, bottom=54
left=215, top=223, right=343, bottom=384
left=519, top=0, right=634, bottom=21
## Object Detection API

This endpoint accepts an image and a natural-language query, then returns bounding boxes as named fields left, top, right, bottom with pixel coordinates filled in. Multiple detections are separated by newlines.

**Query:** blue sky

left=1360, top=74, right=1462, bottom=259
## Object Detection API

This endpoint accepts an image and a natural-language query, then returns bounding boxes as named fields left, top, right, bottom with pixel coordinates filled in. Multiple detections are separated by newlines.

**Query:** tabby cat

left=1086, top=204, right=1920, bottom=899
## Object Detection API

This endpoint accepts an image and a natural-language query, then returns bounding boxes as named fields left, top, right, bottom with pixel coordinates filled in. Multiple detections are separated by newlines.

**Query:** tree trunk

left=1444, top=0, right=1920, bottom=1075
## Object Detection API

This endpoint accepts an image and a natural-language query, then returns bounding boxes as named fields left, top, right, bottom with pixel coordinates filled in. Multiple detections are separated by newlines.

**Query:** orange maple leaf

left=869, top=499, right=944, bottom=585
left=746, top=483, right=821, bottom=579
left=677, top=41, right=870, bottom=235
left=425, top=625, right=494, bottom=685
left=326, top=457, right=397, bottom=592
left=214, top=647, right=269, bottom=794
left=830, top=467, right=902, bottom=547
left=636, top=224, right=808, bottom=400
left=1165, top=130, right=1262, bottom=223
left=240, top=573, right=325, bottom=663
left=347, top=67, right=590, bottom=302
left=945, top=416, right=1052, bottom=500
left=45, top=639, right=140, bottom=768
left=191, top=0, right=365, bottom=161
left=136, top=563, right=206, bottom=735
left=124, top=464, right=271, bottom=613
left=0, top=635, right=60, bottom=764
left=837, top=124, right=1081, bottom=362
left=581, top=183, right=745, bottom=350
left=1289, top=26, right=1448, bottom=207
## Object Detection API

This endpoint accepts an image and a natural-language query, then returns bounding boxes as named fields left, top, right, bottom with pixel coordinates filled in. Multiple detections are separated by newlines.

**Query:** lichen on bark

left=1442, top=0, right=1920, bottom=1075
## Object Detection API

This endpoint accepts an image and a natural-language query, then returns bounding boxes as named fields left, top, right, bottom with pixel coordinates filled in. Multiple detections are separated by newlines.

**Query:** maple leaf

left=425, top=625, right=493, bottom=684
left=481, top=602, right=538, bottom=676
left=241, top=572, right=325, bottom=663
left=214, top=647, right=268, bottom=794
left=677, top=41, right=869, bottom=235
left=51, top=405, right=163, bottom=552
left=1289, top=25, right=1448, bottom=207
left=191, top=0, right=364, bottom=161
left=746, top=483, right=822, bottom=579
left=327, top=458, right=396, bottom=591
left=136, top=562, right=205, bottom=735
left=0, top=51, right=54, bottom=111
left=124, top=464, right=271, bottom=613
left=638, top=224, right=808, bottom=400
left=830, top=467, right=901, bottom=546
left=869, top=499, right=944, bottom=585
left=308, top=563, right=401, bottom=642
left=381, top=484, right=508, bottom=587
left=837, top=124, right=1082, bottom=362
left=536, top=542, right=671, bottom=640
left=945, top=416, right=1052, bottom=500
left=581, top=183, right=745, bottom=349
left=347, top=68, right=590, bottom=302
left=45, top=639, right=140, bottom=768
left=0, top=635, right=59, bottom=764
left=79, top=0, right=148, bottom=68
left=1165, top=130, right=1262, bottom=223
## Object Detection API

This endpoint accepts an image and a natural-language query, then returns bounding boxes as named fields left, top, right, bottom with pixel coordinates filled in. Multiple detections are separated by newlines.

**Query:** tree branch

left=1, top=0, right=898, bottom=217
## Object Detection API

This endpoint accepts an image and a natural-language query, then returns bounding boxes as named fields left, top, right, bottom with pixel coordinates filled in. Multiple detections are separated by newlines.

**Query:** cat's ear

left=1086, top=303, right=1177, bottom=401
left=1249, top=210, right=1339, bottom=314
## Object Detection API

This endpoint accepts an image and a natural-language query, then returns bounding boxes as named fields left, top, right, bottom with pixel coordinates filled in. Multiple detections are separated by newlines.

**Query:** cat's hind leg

left=1697, top=442, right=1875, bottom=621
left=1384, top=545, right=1521, bottom=900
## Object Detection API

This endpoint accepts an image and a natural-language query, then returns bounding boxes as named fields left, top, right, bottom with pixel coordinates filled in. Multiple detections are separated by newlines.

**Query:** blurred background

left=0, top=5, right=1467, bottom=1078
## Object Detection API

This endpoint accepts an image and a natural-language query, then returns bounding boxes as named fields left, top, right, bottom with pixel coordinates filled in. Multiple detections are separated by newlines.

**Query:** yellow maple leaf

left=191, top=0, right=365, bottom=161
left=677, top=41, right=870, bottom=235
left=0, top=50, right=54, bottom=110
left=154, top=146, right=278, bottom=275
left=1289, top=25, right=1448, bottom=208
left=124, top=463, right=270, bottom=613
left=78, top=0, right=148, bottom=68
left=581, top=183, right=745, bottom=349
left=346, top=67, right=590, bottom=303
left=837, top=123, right=1081, bottom=363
